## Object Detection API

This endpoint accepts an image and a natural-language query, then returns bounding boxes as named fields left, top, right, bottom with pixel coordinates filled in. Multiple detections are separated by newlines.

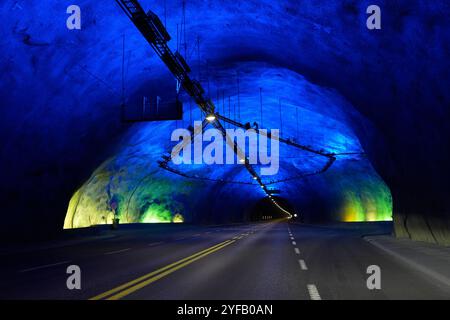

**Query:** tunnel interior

left=0, top=0, right=449, bottom=245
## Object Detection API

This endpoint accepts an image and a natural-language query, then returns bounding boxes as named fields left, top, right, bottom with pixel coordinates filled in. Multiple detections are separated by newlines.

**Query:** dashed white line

left=292, top=241, right=297, bottom=246
left=307, top=284, right=321, bottom=300
left=298, top=259, right=308, bottom=270
left=290, top=236, right=294, bottom=240
left=19, top=260, right=71, bottom=273
left=294, top=248, right=300, bottom=254
left=104, top=248, right=131, bottom=255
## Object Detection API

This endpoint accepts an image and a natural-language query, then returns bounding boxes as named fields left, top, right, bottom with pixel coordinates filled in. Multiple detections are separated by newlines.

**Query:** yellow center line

left=89, top=240, right=235, bottom=300
left=107, top=240, right=236, bottom=300
left=89, top=239, right=233, bottom=300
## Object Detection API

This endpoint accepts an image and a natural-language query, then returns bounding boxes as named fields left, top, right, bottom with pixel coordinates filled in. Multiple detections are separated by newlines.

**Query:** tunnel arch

left=0, top=0, right=448, bottom=245
left=62, top=61, right=392, bottom=229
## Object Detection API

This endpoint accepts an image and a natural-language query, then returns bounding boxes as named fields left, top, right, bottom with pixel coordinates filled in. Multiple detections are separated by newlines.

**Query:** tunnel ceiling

left=0, top=1, right=449, bottom=243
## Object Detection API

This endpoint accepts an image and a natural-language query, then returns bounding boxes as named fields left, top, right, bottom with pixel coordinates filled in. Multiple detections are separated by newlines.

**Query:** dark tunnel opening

left=249, top=197, right=298, bottom=222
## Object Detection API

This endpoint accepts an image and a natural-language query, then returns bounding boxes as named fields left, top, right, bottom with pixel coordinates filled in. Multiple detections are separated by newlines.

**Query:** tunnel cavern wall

left=0, top=1, right=448, bottom=244
left=62, top=63, right=392, bottom=228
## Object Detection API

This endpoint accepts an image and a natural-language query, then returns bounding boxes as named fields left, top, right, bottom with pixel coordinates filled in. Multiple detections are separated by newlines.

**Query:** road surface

left=1, top=220, right=449, bottom=299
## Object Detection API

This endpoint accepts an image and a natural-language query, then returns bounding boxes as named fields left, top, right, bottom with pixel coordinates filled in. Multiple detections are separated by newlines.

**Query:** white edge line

left=104, top=248, right=131, bottom=255
left=148, top=241, right=164, bottom=247
left=366, top=238, right=450, bottom=288
left=19, top=260, right=71, bottom=273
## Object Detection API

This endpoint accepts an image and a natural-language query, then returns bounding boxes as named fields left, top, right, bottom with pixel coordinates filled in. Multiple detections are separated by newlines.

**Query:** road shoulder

left=364, top=235, right=450, bottom=289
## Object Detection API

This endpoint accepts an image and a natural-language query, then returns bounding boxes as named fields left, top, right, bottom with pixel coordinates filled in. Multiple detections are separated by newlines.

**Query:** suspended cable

left=197, top=36, right=200, bottom=81
left=182, top=0, right=187, bottom=59
left=259, top=87, right=263, bottom=128
left=121, top=34, right=126, bottom=105
left=164, top=0, right=167, bottom=27
left=228, top=96, right=231, bottom=124
left=237, top=73, right=241, bottom=122
left=279, top=98, right=282, bottom=136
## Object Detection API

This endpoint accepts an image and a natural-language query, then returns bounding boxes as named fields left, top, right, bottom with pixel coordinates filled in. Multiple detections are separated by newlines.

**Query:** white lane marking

left=307, top=284, right=321, bottom=300
left=148, top=241, right=164, bottom=247
left=292, top=241, right=297, bottom=246
left=104, top=248, right=131, bottom=255
left=366, top=238, right=450, bottom=288
left=290, top=236, right=294, bottom=240
left=175, top=237, right=187, bottom=241
left=193, top=234, right=202, bottom=237
left=299, top=259, right=308, bottom=270
left=19, top=260, right=71, bottom=273
left=294, top=248, right=300, bottom=254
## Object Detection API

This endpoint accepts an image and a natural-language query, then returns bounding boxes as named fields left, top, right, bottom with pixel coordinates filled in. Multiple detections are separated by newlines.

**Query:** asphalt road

left=1, top=220, right=449, bottom=300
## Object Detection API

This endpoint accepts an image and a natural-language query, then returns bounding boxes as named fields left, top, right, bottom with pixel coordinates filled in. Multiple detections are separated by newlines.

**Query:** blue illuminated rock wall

left=0, top=1, right=448, bottom=243
left=62, top=62, right=392, bottom=228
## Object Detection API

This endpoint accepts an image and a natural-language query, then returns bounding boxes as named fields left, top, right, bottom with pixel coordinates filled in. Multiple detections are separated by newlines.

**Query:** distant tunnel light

left=206, top=114, right=216, bottom=122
